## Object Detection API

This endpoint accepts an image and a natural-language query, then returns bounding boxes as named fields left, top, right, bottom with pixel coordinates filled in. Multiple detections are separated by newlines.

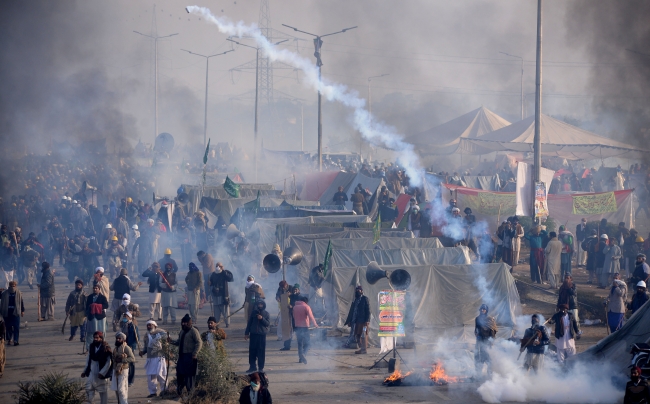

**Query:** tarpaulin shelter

left=427, top=173, right=503, bottom=191
left=199, top=196, right=318, bottom=224
left=576, top=298, right=650, bottom=375
left=456, top=114, right=647, bottom=160
left=182, top=183, right=280, bottom=214
left=300, top=171, right=340, bottom=201
left=252, top=216, right=371, bottom=255
left=326, top=263, right=521, bottom=345
left=407, top=107, right=511, bottom=156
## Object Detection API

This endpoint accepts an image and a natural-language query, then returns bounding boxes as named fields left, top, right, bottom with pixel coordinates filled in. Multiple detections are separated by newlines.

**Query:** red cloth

left=292, top=301, right=317, bottom=328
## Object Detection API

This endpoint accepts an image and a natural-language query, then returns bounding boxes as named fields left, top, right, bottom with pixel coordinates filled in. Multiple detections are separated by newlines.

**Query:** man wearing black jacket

left=245, top=300, right=270, bottom=373
left=547, top=304, right=580, bottom=364
left=209, top=262, right=234, bottom=327
left=520, top=314, right=549, bottom=373
left=344, top=285, right=370, bottom=355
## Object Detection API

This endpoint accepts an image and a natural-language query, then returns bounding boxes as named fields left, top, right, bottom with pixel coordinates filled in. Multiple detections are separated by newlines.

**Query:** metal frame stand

left=369, top=336, right=407, bottom=370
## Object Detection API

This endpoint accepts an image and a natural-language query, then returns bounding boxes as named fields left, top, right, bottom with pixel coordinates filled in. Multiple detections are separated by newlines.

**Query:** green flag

left=322, top=238, right=333, bottom=277
left=243, top=190, right=261, bottom=215
left=224, top=175, right=240, bottom=198
left=203, top=139, right=211, bottom=165
left=373, top=212, right=381, bottom=244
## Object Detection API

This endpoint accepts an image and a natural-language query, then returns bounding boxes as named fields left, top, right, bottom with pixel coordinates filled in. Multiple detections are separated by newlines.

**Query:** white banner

left=515, top=162, right=555, bottom=217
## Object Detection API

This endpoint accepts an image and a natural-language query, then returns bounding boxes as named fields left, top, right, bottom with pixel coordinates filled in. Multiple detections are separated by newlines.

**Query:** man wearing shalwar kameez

left=65, top=279, right=87, bottom=341
left=111, top=332, right=135, bottom=404
left=139, top=320, right=168, bottom=398
left=81, top=331, right=112, bottom=404
left=85, top=284, right=109, bottom=350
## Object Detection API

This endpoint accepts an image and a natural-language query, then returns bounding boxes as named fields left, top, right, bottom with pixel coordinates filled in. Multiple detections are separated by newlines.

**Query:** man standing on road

left=582, top=229, right=599, bottom=284
left=575, top=218, right=588, bottom=267
left=85, top=284, right=109, bottom=350
left=159, top=263, right=178, bottom=325
left=344, top=285, right=370, bottom=355
left=111, top=332, right=135, bottom=404
left=141, top=262, right=162, bottom=321
left=293, top=296, right=318, bottom=364
left=558, top=225, right=575, bottom=280
left=0, top=281, right=24, bottom=345
left=628, top=281, right=649, bottom=315
left=520, top=314, right=549, bottom=373
left=545, top=232, right=562, bottom=288
left=81, top=331, right=112, bottom=404
left=65, top=279, right=87, bottom=342
left=185, top=263, right=203, bottom=322
left=474, top=304, right=497, bottom=376
left=547, top=304, right=580, bottom=364
left=209, top=262, right=233, bottom=328
left=606, top=273, right=627, bottom=333
left=170, top=314, right=202, bottom=398
left=38, top=262, right=55, bottom=321
left=557, top=274, right=581, bottom=334
left=245, top=300, right=270, bottom=373
left=139, top=320, right=168, bottom=398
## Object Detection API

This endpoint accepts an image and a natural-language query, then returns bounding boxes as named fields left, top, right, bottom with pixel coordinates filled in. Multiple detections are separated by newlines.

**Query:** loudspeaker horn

left=177, top=192, right=190, bottom=205
left=226, top=224, right=241, bottom=240
left=366, top=261, right=388, bottom=285
left=153, top=192, right=171, bottom=206
left=389, top=269, right=411, bottom=290
left=263, top=254, right=282, bottom=273
left=282, top=246, right=303, bottom=266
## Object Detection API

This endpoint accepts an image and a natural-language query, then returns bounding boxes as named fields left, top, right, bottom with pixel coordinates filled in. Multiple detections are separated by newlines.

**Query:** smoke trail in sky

left=186, top=6, right=422, bottom=185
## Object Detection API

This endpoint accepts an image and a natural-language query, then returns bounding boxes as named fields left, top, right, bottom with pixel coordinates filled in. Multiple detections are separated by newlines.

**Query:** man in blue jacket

left=520, top=314, right=549, bottom=373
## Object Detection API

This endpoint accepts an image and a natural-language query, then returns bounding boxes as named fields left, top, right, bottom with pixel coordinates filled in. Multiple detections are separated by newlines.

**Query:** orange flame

left=384, top=369, right=412, bottom=383
left=429, top=362, right=458, bottom=383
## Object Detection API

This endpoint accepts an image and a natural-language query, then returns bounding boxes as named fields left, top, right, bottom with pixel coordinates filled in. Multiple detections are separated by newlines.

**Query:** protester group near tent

left=1, top=105, right=650, bottom=402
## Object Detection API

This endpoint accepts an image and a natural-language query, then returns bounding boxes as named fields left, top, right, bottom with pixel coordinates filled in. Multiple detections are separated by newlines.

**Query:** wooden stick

left=37, top=285, right=42, bottom=321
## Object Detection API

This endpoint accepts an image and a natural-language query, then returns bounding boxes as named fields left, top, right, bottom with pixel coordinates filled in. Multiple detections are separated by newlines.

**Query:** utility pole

left=227, top=38, right=287, bottom=182
left=181, top=49, right=234, bottom=148
left=134, top=11, right=178, bottom=145
left=282, top=24, right=357, bottom=171
left=499, top=52, right=524, bottom=120
left=533, top=0, right=543, bottom=220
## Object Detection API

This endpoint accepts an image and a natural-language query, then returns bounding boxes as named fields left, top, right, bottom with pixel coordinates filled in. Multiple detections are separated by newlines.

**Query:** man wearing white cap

left=139, top=320, right=168, bottom=398
left=111, top=331, right=134, bottom=404
left=93, top=267, right=110, bottom=302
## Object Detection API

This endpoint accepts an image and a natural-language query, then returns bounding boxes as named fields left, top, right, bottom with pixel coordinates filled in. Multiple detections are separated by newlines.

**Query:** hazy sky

left=0, top=0, right=647, bottom=158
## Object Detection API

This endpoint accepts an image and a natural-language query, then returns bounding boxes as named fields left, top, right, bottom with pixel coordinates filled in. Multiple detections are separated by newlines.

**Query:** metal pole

left=318, top=64, right=322, bottom=172
left=520, top=58, right=524, bottom=120
left=533, top=0, right=543, bottom=219
left=204, top=58, right=209, bottom=149
left=155, top=37, right=158, bottom=144
left=254, top=49, right=260, bottom=182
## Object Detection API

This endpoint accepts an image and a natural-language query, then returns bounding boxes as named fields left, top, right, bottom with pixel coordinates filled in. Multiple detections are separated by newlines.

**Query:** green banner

left=572, top=192, right=617, bottom=215
left=223, top=175, right=240, bottom=198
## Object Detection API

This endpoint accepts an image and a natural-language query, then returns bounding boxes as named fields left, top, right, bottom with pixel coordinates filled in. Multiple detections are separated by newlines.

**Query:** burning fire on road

left=383, top=362, right=463, bottom=387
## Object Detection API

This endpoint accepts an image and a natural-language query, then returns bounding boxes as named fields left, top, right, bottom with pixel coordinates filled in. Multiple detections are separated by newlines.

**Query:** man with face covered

left=201, top=316, right=227, bottom=353
left=0, top=281, right=24, bottom=345
left=238, top=372, right=272, bottom=404
left=85, top=283, right=109, bottom=350
left=547, top=304, right=580, bottom=364
left=38, top=262, right=55, bottom=321
left=344, top=285, right=370, bottom=355
left=81, top=331, right=112, bottom=404
left=624, top=366, right=650, bottom=404
left=244, top=300, right=270, bottom=373
left=520, top=314, right=549, bottom=373
left=170, top=314, right=202, bottom=397
left=628, top=281, right=649, bottom=315
left=474, top=304, right=497, bottom=375
left=111, top=332, right=135, bottom=404
left=139, top=320, right=168, bottom=398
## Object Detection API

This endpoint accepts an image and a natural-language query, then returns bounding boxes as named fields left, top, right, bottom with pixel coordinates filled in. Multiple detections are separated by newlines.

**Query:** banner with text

left=377, top=290, right=406, bottom=337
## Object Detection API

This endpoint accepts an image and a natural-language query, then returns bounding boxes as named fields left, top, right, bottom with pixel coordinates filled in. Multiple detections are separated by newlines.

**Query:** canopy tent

left=456, top=114, right=647, bottom=160
left=299, top=171, right=340, bottom=201
left=575, top=298, right=650, bottom=375
left=325, top=263, right=521, bottom=344
left=199, top=196, right=318, bottom=224
left=407, top=107, right=511, bottom=155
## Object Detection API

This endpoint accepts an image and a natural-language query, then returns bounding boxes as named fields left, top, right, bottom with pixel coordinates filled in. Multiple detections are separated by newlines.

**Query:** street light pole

left=181, top=49, right=234, bottom=148
left=533, top=0, right=543, bottom=220
left=499, top=52, right=524, bottom=120
left=282, top=24, right=358, bottom=172
left=134, top=31, right=178, bottom=145
left=226, top=38, right=287, bottom=182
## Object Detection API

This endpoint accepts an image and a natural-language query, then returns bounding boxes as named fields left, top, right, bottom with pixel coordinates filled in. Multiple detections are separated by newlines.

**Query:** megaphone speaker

left=263, top=254, right=281, bottom=273
left=282, top=246, right=303, bottom=266
left=366, top=261, right=387, bottom=285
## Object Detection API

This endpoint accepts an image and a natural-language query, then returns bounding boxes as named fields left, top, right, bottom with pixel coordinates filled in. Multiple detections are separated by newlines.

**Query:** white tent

left=456, top=114, right=647, bottom=160
left=407, top=107, right=511, bottom=155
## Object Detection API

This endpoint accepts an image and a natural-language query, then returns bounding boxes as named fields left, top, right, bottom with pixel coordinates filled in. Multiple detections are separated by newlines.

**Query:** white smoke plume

left=186, top=5, right=422, bottom=185
left=477, top=338, right=622, bottom=403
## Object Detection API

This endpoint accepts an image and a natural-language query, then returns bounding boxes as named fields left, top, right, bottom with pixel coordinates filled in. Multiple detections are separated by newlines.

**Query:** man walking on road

left=292, top=296, right=318, bottom=364
left=245, top=300, right=270, bottom=373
